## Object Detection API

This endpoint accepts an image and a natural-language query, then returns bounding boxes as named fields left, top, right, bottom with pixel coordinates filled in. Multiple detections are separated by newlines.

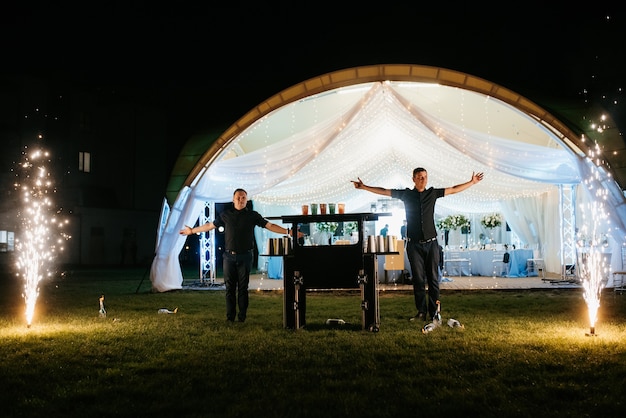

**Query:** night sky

left=3, top=2, right=625, bottom=148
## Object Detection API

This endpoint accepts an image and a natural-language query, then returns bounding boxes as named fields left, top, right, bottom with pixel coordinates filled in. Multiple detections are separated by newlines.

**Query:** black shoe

left=409, top=313, right=426, bottom=322
left=237, top=318, right=245, bottom=323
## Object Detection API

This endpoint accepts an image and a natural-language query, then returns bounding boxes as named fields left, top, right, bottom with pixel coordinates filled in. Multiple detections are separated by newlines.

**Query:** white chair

left=612, top=246, right=626, bottom=294
left=444, top=251, right=472, bottom=276
left=526, top=258, right=545, bottom=278
left=492, top=250, right=509, bottom=277
left=562, top=264, right=577, bottom=282
left=526, top=247, right=545, bottom=279
left=613, top=271, right=626, bottom=294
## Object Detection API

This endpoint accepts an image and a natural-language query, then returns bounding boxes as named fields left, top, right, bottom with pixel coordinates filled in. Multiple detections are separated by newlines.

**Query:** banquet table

left=443, top=249, right=534, bottom=277
left=273, top=248, right=535, bottom=279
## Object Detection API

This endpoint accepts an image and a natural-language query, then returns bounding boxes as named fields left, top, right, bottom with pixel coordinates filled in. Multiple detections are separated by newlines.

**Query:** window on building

left=79, top=151, right=91, bottom=172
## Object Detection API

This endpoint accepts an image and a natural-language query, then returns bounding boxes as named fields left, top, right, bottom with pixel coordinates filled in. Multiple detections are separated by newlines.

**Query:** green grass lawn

left=1, top=267, right=625, bottom=418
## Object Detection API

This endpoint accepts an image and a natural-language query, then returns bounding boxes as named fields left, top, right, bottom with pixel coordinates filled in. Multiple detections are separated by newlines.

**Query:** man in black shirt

left=352, top=168, right=483, bottom=324
left=180, top=188, right=301, bottom=322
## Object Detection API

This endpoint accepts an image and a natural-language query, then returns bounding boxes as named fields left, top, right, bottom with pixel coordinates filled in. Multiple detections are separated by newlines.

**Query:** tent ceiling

left=165, top=65, right=624, bottom=214
left=212, top=82, right=573, bottom=214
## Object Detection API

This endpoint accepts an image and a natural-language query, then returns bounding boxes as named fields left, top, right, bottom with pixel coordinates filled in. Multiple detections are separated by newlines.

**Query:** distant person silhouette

left=400, top=220, right=407, bottom=240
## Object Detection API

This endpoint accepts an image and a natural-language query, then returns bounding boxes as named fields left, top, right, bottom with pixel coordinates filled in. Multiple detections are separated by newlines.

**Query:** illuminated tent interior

left=151, top=65, right=626, bottom=292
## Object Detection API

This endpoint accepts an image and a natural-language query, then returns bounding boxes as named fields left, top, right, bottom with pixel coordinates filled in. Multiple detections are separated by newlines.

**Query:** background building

left=0, top=74, right=170, bottom=267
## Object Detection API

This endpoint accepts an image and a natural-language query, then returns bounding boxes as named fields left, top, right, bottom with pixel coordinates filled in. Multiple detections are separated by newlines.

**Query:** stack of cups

left=377, top=235, right=386, bottom=253
left=367, top=235, right=377, bottom=253
left=268, top=237, right=291, bottom=255
left=267, top=238, right=275, bottom=255
left=282, top=237, right=291, bottom=255
left=277, top=238, right=284, bottom=255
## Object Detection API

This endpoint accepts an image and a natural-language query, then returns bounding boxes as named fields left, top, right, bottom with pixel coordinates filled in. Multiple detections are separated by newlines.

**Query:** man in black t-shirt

left=352, top=168, right=483, bottom=324
left=180, top=188, right=302, bottom=322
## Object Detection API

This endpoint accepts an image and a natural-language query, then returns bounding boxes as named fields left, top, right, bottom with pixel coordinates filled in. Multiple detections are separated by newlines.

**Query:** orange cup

left=301, top=204, right=309, bottom=215
left=320, top=203, right=327, bottom=214
left=338, top=203, right=345, bottom=214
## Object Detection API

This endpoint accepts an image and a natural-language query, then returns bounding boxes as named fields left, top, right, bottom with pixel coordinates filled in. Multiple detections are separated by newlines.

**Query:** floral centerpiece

left=436, top=214, right=470, bottom=231
left=481, top=213, right=503, bottom=229
left=436, top=216, right=454, bottom=231
left=454, top=214, right=471, bottom=231
left=316, top=222, right=338, bottom=233
left=343, top=221, right=358, bottom=235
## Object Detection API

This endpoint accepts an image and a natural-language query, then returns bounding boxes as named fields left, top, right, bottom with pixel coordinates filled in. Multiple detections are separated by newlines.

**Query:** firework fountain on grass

left=14, top=142, right=70, bottom=327
left=577, top=149, right=612, bottom=337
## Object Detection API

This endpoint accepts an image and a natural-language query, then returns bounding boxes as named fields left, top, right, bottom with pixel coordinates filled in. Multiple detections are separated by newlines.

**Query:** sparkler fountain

left=577, top=220, right=609, bottom=337
left=577, top=150, right=612, bottom=337
left=14, top=142, right=70, bottom=327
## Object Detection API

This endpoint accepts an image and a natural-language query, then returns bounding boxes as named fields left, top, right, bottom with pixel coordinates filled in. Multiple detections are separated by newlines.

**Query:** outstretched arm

left=265, top=222, right=305, bottom=238
left=444, top=172, right=484, bottom=196
left=351, top=177, right=392, bottom=197
left=180, top=222, right=216, bottom=235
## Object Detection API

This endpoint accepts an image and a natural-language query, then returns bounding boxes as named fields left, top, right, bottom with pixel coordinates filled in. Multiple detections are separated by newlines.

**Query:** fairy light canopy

left=192, top=80, right=581, bottom=215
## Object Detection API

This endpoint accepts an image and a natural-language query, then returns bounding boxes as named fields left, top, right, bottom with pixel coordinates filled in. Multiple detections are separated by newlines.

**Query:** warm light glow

left=14, top=143, right=70, bottom=327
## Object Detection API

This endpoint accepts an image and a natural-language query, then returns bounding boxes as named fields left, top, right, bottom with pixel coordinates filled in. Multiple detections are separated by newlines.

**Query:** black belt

left=225, top=249, right=252, bottom=255
left=408, top=237, right=437, bottom=244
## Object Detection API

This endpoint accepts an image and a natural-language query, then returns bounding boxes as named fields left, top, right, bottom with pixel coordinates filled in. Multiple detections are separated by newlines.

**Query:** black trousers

left=223, top=250, right=253, bottom=321
left=406, top=240, right=440, bottom=319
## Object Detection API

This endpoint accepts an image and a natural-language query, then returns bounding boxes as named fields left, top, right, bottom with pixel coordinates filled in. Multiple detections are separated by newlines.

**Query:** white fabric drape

left=150, top=81, right=621, bottom=291
left=500, top=191, right=561, bottom=272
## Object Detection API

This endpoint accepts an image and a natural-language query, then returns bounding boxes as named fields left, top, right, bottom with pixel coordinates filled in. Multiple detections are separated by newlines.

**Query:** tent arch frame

left=178, top=64, right=588, bottom=198
left=154, top=64, right=624, bottom=292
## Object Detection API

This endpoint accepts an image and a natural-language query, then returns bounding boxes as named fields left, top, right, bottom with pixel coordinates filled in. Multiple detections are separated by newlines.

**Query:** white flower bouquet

left=436, top=216, right=454, bottom=231
left=453, top=214, right=471, bottom=230
left=481, top=213, right=503, bottom=229
left=436, top=214, right=470, bottom=231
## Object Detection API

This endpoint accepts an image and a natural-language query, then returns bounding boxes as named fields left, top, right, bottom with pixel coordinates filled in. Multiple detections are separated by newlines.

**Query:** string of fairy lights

left=233, top=81, right=560, bottom=215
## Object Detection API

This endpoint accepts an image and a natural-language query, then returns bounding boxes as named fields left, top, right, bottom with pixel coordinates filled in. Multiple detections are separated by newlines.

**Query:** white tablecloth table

left=443, top=249, right=534, bottom=277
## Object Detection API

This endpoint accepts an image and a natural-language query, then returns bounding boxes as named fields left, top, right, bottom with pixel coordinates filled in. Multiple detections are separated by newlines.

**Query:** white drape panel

left=500, top=191, right=561, bottom=272
left=150, top=82, right=620, bottom=291
left=577, top=157, right=626, bottom=273
left=150, top=186, right=205, bottom=292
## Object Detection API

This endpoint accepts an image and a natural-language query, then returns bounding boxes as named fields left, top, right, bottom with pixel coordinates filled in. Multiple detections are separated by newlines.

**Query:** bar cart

left=275, top=212, right=394, bottom=331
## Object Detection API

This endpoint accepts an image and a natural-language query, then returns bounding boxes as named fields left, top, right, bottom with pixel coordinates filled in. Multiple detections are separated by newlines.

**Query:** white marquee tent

left=151, top=65, right=626, bottom=292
